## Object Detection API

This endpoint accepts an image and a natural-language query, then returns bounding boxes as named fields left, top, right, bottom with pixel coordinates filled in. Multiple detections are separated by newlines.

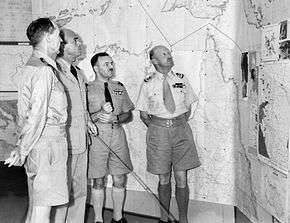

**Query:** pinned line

left=0, top=41, right=31, bottom=46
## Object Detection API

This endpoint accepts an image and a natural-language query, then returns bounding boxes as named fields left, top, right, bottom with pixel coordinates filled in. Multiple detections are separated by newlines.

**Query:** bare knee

left=174, top=171, right=187, bottom=188
left=112, top=174, right=127, bottom=188
left=93, top=177, right=105, bottom=189
left=31, top=206, right=51, bottom=223
left=158, top=172, right=171, bottom=185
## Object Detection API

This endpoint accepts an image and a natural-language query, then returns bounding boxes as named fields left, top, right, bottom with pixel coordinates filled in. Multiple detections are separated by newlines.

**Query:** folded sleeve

left=135, top=82, right=149, bottom=112
left=121, top=86, right=135, bottom=112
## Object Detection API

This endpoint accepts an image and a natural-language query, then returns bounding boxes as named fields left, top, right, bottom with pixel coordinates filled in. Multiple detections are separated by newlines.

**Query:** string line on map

left=137, top=0, right=243, bottom=52
left=0, top=41, right=31, bottom=46
left=95, top=135, right=178, bottom=222
left=137, top=0, right=172, bottom=46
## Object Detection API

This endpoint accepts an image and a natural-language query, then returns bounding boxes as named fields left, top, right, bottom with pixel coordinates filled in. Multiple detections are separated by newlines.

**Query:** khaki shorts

left=25, top=127, right=68, bottom=206
left=88, top=124, right=133, bottom=179
left=146, top=116, right=200, bottom=175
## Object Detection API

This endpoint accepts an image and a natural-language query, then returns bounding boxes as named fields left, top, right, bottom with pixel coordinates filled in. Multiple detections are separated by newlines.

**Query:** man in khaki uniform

left=88, top=52, right=134, bottom=223
left=52, top=28, right=98, bottom=223
left=5, top=18, right=68, bottom=223
left=136, top=45, right=200, bottom=223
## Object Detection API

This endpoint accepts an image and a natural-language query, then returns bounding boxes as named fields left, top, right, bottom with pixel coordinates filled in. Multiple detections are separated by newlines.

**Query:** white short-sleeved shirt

left=136, top=71, right=198, bottom=119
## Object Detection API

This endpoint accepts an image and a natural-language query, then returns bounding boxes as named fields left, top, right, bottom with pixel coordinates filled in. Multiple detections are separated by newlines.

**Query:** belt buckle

left=166, top=119, right=173, bottom=127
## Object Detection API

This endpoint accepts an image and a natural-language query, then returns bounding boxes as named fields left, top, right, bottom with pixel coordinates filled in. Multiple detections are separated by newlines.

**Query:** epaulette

left=117, top=81, right=123, bottom=86
left=40, top=57, right=49, bottom=65
left=40, top=58, right=54, bottom=70
left=144, top=73, right=155, bottom=82
left=40, top=58, right=57, bottom=76
left=176, top=72, right=184, bottom=79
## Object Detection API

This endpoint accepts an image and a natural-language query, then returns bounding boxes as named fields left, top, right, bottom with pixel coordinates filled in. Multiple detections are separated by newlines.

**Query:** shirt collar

left=57, top=58, right=71, bottom=70
left=155, top=70, right=174, bottom=79
left=33, top=50, right=58, bottom=70
left=56, top=57, right=71, bottom=74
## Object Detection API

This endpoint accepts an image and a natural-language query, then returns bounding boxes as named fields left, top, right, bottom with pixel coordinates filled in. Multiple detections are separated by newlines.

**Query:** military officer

left=52, top=28, right=98, bottom=223
left=136, top=45, right=200, bottom=223
left=87, top=52, right=134, bottom=223
left=5, top=18, right=68, bottom=223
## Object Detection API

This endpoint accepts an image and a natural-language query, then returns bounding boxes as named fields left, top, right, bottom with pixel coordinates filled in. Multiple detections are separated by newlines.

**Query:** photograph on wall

left=249, top=51, right=258, bottom=96
left=279, top=20, right=287, bottom=41
left=261, top=24, right=280, bottom=61
left=241, top=52, right=248, bottom=98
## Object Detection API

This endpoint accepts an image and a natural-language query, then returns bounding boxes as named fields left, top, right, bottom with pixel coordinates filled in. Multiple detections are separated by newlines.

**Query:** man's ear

left=150, top=58, right=158, bottom=66
left=93, top=65, right=98, bottom=74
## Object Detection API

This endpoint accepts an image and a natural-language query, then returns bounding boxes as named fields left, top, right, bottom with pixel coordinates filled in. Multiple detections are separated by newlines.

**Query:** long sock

left=158, top=182, right=172, bottom=222
left=112, top=187, right=125, bottom=221
left=175, top=186, right=189, bottom=223
left=92, top=188, right=104, bottom=222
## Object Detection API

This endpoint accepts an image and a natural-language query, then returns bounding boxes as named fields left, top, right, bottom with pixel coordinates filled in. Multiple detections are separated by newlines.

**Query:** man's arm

left=184, top=106, right=191, bottom=121
left=140, top=111, right=151, bottom=127
left=116, top=110, right=133, bottom=124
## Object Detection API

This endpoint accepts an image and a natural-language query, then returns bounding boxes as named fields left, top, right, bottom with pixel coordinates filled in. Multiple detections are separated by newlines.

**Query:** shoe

left=111, top=217, right=128, bottom=223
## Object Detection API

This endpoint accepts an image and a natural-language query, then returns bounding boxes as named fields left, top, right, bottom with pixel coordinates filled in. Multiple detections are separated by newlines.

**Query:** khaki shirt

left=17, top=50, right=67, bottom=156
left=56, top=58, right=89, bottom=154
left=87, top=80, right=134, bottom=117
left=136, top=71, right=198, bottom=119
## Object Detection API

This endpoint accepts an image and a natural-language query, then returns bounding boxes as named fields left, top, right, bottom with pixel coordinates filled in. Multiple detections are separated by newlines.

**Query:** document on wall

left=0, top=0, right=32, bottom=43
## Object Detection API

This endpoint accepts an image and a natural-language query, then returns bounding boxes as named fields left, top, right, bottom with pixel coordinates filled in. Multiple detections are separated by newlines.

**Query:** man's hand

left=87, top=120, right=98, bottom=136
left=97, top=112, right=116, bottom=123
left=102, top=102, right=113, bottom=113
left=4, top=150, right=25, bottom=167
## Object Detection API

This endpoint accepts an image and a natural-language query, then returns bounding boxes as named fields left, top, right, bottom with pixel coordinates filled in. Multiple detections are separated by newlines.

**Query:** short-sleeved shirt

left=87, top=80, right=134, bottom=116
left=136, top=70, right=198, bottom=119
left=16, top=50, right=68, bottom=157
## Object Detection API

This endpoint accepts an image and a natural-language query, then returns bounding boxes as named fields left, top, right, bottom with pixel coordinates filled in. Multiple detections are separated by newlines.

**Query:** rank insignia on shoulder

left=40, top=58, right=48, bottom=65
left=172, top=83, right=185, bottom=88
left=176, top=73, right=184, bottom=79
left=117, top=81, right=123, bottom=86
left=144, top=73, right=155, bottom=82
left=40, top=58, right=55, bottom=71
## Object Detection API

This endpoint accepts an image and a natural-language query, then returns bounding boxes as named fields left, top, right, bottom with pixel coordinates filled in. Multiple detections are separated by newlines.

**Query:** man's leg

left=111, top=174, right=127, bottom=221
left=158, top=172, right=172, bottom=222
left=174, top=170, right=189, bottom=223
left=92, top=177, right=105, bottom=223
left=24, top=176, right=33, bottom=223
left=52, top=153, right=75, bottom=223
left=31, top=206, right=51, bottom=223
left=64, top=151, right=88, bottom=223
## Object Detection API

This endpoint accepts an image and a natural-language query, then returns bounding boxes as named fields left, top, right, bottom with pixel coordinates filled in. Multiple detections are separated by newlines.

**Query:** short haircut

left=90, top=52, right=110, bottom=67
left=26, top=18, right=56, bottom=47
left=149, top=48, right=155, bottom=60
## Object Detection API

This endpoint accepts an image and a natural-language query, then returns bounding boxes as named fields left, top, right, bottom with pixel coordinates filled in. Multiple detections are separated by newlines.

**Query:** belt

left=42, top=125, right=66, bottom=136
left=95, top=122, right=121, bottom=129
left=150, top=114, right=186, bottom=128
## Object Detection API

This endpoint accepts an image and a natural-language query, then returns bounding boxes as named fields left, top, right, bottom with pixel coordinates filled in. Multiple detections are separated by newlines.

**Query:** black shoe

left=111, top=217, right=128, bottom=223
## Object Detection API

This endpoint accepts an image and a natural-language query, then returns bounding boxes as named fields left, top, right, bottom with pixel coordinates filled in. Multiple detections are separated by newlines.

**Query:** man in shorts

left=136, top=45, right=200, bottom=223
left=5, top=18, right=68, bottom=223
left=87, top=52, right=134, bottom=223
